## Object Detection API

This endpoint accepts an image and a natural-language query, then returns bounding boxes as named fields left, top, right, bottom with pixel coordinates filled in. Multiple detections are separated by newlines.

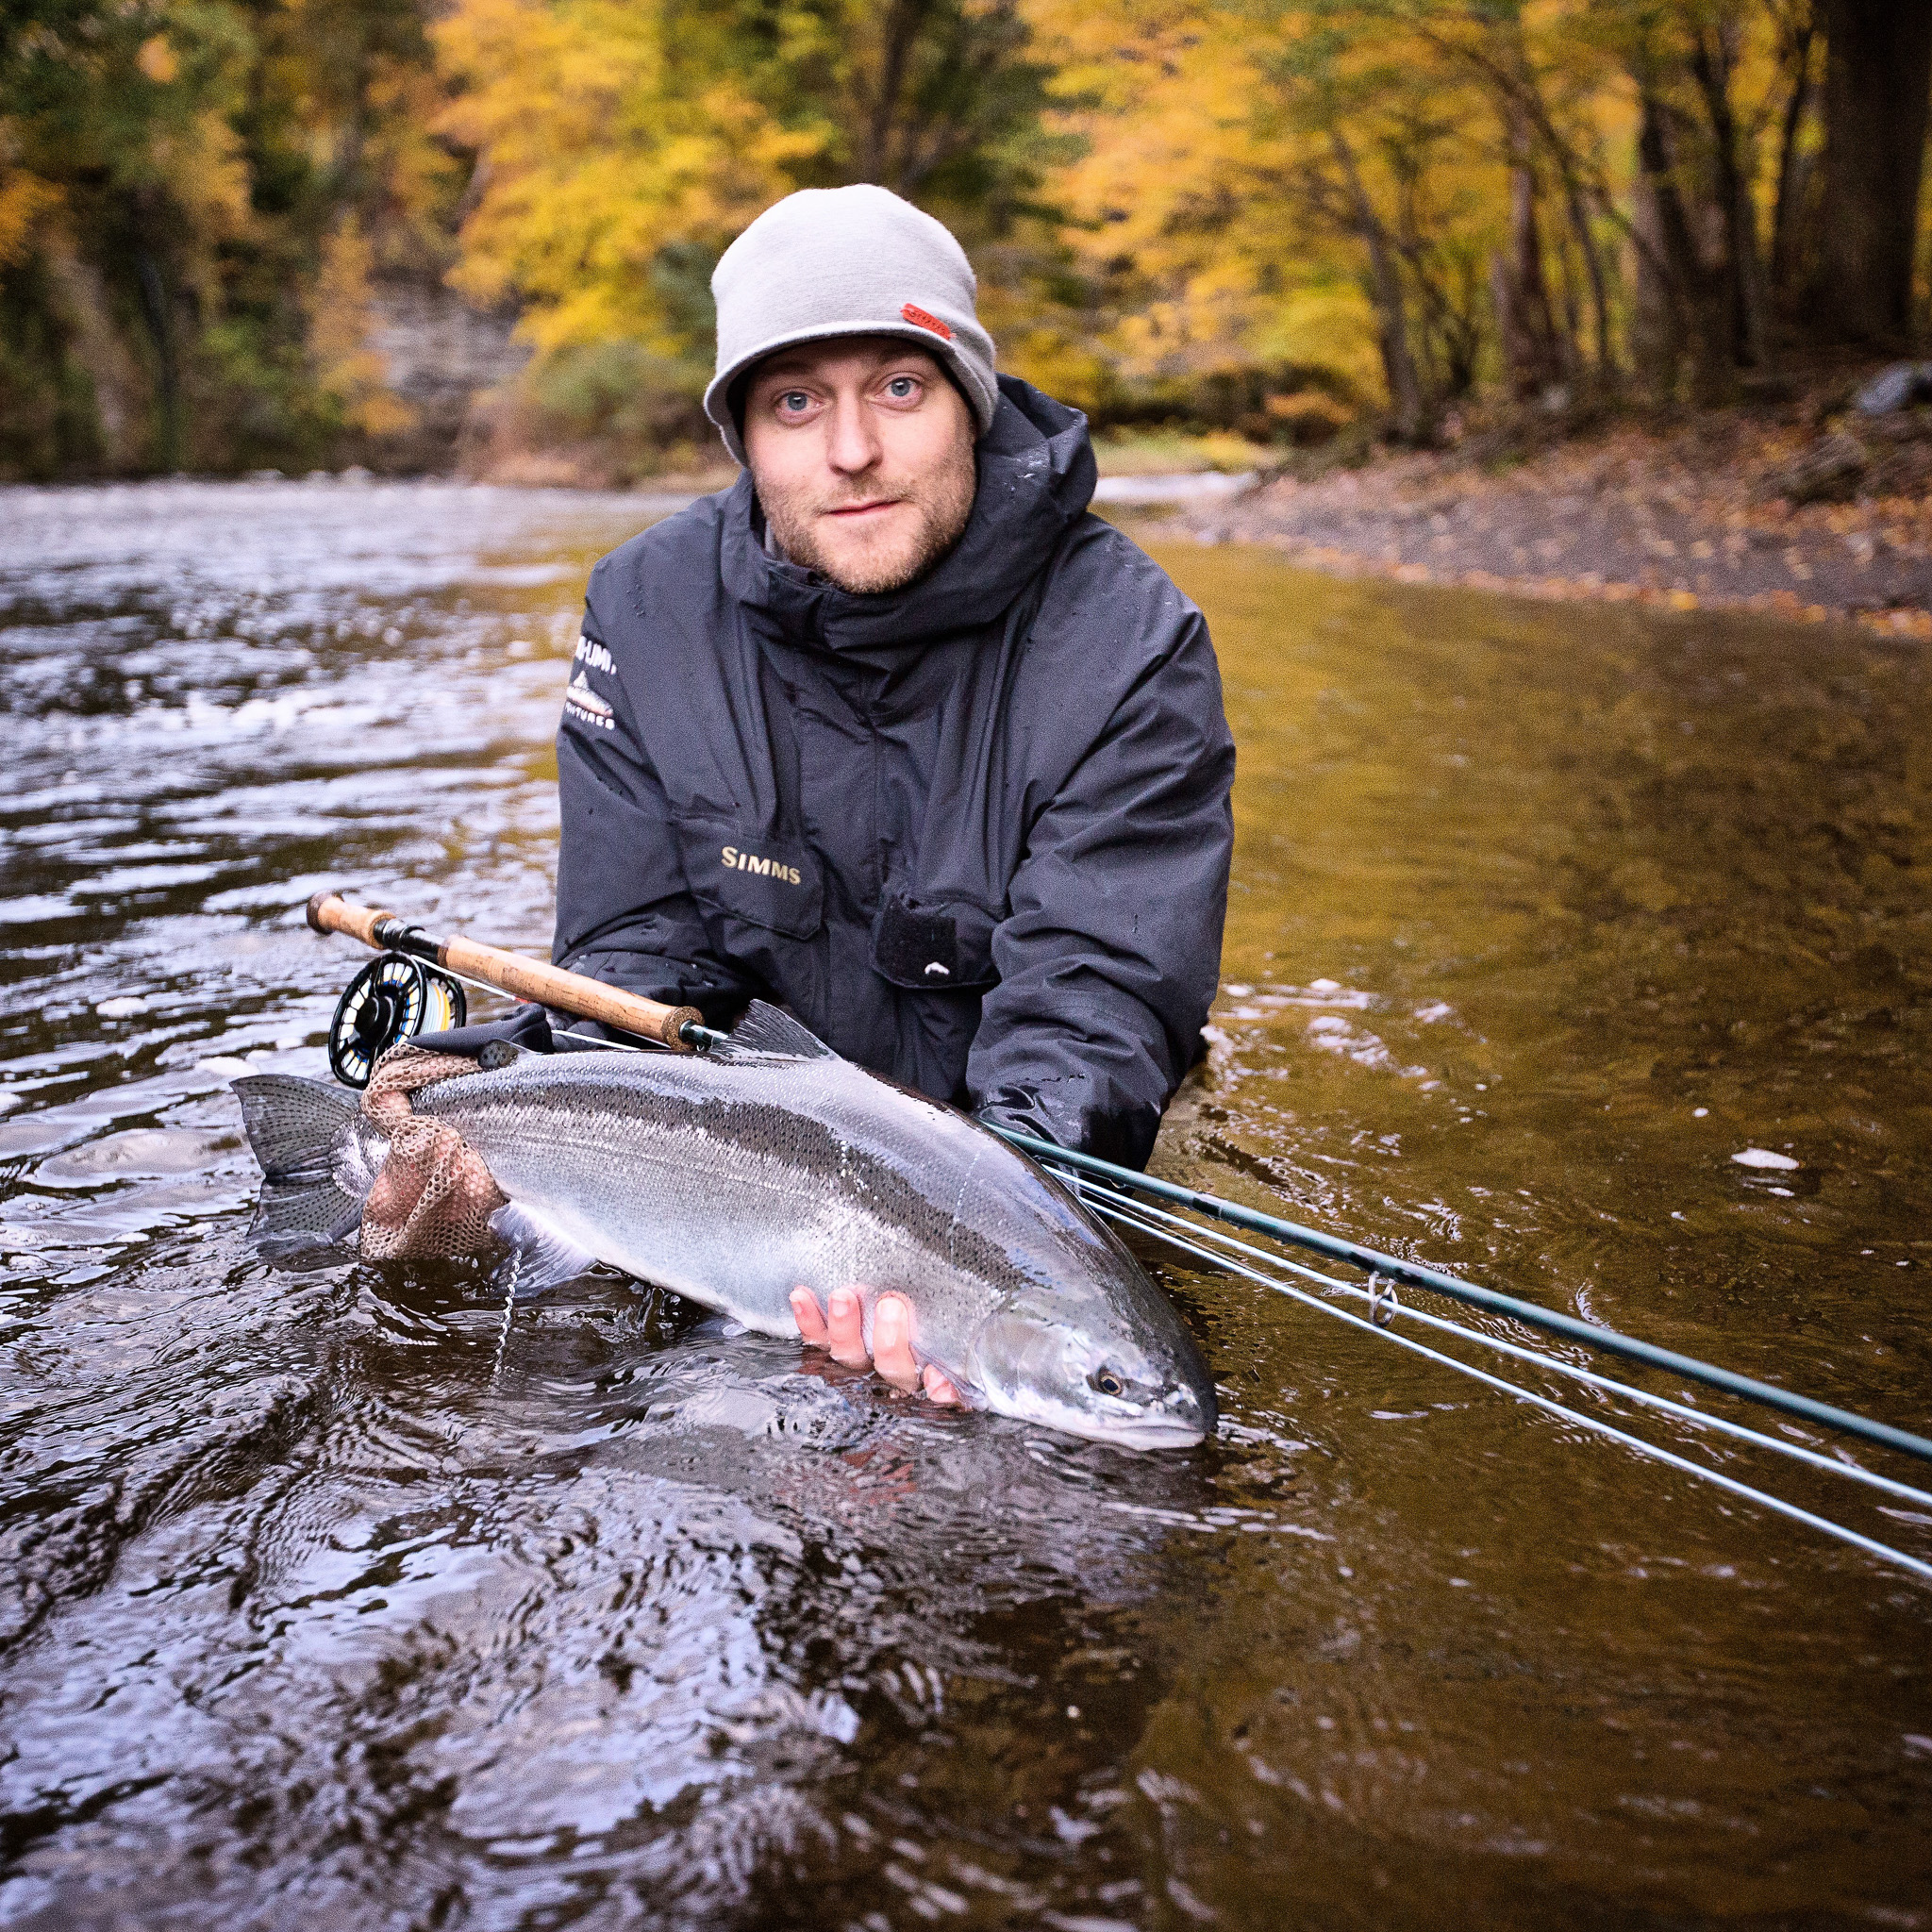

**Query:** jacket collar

left=720, top=375, right=1096, bottom=656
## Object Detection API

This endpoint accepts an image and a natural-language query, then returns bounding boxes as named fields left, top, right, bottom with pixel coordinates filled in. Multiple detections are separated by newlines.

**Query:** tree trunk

left=1492, top=103, right=1565, bottom=397
left=864, top=0, right=931, bottom=188
left=1633, top=91, right=1732, bottom=402
left=1564, top=175, right=1617, bottom=382
left=1553, top=227, right=1583, bottom=377
left=1328, top=125, right=1428, bottom=441
left=1689, top=25, right=1769, bottom=370
left=1629, top=164, right=1683, bottom=398
left=130, top=191, right=182, bottom=472
left=1768, top=5, right=1816, bottom=304
left=1813, top=0, right=1932, bottom=345
left=1426, top=17, right=1618, bottom=383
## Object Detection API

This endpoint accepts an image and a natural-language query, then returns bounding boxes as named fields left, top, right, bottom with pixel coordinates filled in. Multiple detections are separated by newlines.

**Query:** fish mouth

left=1006, top=1391, right=1213, bottom=1452
left=1092, top=1414, right=1210, bottom=1450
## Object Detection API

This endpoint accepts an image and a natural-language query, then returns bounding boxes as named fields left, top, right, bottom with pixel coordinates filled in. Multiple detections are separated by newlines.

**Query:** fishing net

left=358, top=1045, right=508, bottom=1260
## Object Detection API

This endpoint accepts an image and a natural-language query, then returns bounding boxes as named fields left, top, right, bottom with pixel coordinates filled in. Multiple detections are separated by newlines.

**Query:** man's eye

left=779, top=391, right=811, bottom=412
left=885, top=376, right=917, bottom=399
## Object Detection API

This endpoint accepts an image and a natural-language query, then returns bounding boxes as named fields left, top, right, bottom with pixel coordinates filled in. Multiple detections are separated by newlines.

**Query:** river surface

left=1, top=479, right=1927, bottom=1929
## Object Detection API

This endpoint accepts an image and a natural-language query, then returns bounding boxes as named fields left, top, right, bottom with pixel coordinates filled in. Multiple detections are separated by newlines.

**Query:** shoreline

left=1151, top=406, right=1932, bottom=640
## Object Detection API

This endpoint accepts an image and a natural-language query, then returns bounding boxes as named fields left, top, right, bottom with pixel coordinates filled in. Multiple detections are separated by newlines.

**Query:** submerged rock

left=1854, top=362, right=1932, bottom=416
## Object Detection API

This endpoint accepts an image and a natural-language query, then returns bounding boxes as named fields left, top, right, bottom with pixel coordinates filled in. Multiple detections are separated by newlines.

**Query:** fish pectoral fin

left=707, top=999, right=840, bottom=1064
left=487, top=1201, right=603, bottom=1297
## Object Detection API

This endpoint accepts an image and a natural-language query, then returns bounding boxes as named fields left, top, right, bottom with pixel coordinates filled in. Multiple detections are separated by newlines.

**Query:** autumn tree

left=0, top=0, right=458, bottom=477
left=432, top=0, right=1061, bottom=452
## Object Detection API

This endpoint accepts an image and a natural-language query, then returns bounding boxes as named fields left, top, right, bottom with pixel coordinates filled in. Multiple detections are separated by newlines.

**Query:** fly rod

left=306, top=889, right=1932, bottom=1475
left=1074, top=1177, right=1932, bottom=1585
left=990, top=1130, right=1932, bottom=1472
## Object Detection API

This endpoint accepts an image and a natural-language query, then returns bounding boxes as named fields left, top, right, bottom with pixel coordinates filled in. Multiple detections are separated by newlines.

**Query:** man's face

left=741, top=337, right=977, bottom=595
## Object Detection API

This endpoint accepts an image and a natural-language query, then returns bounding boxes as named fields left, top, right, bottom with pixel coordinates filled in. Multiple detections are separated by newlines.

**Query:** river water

left=1, top=479, right=1927, bottom=1928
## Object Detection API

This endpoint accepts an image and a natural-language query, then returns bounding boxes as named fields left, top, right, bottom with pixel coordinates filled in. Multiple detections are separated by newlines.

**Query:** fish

left=233, top=1001, right=1217, bottom=1450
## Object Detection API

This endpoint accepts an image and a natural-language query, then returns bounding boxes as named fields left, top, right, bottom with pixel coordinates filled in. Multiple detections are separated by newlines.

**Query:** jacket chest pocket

left=678, top=815, right=824, bottom=941
left=871, top=893, right=999, bottom=991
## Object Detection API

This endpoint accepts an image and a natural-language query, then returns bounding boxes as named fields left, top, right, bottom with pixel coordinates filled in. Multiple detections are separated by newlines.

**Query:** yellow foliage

left=434, top=0, right=824, bottom=358
left=0, top=145, right=61, bottom=272
left=424, top=0, right=1552, bottom=419
left=360, top=58, right=469, bottom=269
left=311, top=218, right=418, bottom=438
left=149, top=105, right=252, bottom=239
left=137, top=36, right=180, bottom=86
left=2, top=0, right=1845, bottom=471
left=1028, top=0, right=1512, bottom=408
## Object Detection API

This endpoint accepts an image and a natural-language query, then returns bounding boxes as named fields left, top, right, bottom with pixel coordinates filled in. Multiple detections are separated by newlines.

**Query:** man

left=552, top=184, right=1235, bottom=1399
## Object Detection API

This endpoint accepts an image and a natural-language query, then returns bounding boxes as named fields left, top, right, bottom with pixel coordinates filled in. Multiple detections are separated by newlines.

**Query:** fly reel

left=327, top=951, right=466, bottom=1088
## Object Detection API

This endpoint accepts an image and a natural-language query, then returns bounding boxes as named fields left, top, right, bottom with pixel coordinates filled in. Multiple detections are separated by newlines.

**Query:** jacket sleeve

left=967, top=607, right=1234, bottom=1169
left=551, top=604, right=761, bottom=1026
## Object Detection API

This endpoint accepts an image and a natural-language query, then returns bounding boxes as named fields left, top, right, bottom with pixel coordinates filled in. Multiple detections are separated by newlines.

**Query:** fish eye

left=1089, top=1366, right=1127, bottom=1399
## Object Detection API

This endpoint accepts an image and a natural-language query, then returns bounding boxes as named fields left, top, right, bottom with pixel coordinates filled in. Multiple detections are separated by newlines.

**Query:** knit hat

left=704, top=185, right=1000, bottom=465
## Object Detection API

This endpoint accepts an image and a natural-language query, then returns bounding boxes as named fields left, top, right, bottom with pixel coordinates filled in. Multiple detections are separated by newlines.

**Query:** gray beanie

left=704, top=185, right=999, bottom=465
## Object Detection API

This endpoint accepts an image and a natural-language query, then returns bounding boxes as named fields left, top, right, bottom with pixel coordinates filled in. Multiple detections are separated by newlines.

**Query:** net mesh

left=358, top=1045, right=508, bottom=1260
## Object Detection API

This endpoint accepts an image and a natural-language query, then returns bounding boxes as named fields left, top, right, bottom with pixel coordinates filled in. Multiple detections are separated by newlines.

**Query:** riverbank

left=1161, top=392, right=1932, bottom=639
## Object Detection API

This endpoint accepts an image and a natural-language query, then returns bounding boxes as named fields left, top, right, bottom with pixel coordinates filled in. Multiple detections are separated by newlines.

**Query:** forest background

left=1, top=0, right=1928, bottom=482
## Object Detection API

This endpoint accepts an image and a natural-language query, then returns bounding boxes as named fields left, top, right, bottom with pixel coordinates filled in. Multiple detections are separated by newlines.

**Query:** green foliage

left=0, top=0, right=459, bottom=476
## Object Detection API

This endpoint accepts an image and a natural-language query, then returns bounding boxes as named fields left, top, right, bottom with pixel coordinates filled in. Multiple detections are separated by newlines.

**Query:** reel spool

left=327, top=951, right=467, bottom=1088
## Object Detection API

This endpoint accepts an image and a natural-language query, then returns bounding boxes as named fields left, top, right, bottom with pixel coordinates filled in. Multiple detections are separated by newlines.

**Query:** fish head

left=963, top=1277, right=1218, bottom=1451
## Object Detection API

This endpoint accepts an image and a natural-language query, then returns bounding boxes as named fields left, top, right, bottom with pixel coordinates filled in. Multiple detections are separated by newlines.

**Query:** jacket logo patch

left=564, top=671, right=614, bottom=730
left=900, top=302, right=952, bottom=341
left=574, top=634, right=615, bottom=675
left=722, top=844, right=803, bottom=886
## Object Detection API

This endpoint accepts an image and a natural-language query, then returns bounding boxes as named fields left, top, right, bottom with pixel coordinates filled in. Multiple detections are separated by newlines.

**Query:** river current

left=1, top=478, right=1927, bottom=1927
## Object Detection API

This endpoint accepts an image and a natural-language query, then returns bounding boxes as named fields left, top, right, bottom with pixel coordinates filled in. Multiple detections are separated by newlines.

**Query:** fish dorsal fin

left=708, top=999, right=839, bottom=1064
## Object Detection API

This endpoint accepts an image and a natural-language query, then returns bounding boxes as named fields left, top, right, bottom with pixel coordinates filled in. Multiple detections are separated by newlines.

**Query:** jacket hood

left=720, top=375, right=1097, bottom=656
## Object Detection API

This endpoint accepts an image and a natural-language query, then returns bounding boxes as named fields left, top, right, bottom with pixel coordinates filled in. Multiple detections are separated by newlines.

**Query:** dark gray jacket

left=552, top=376, right=1234, bottom=1168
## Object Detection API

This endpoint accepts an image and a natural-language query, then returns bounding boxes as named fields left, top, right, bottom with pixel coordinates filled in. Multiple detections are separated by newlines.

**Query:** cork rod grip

left=306, top=891, right=704, bottom=1051
left=438, top=935, right=703, bottom=1049
left=308, top=891, right=393, bottom=950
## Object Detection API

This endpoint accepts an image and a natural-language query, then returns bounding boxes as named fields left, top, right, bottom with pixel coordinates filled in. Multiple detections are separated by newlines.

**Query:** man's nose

left=824, top=391, right=881, bottom=475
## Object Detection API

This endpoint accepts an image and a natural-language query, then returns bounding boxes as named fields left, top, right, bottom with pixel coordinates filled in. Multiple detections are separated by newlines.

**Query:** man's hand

left=790, top=1285, right=963, bottom=1406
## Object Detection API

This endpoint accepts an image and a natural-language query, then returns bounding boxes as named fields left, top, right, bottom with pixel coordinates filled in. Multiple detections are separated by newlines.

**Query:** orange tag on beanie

left=901, top=303, right=953, bottom=341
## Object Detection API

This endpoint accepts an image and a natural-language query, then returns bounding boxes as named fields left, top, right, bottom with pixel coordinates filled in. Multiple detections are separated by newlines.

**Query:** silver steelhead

left=236, top=1003, right=1217, bottom=1450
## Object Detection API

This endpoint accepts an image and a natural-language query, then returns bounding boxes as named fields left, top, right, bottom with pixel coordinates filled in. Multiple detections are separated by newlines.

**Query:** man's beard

left=757, top=439, right=977, bottom=595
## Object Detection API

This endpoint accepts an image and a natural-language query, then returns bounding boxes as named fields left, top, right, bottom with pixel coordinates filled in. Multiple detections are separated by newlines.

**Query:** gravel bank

left=1167, top=409, right=1932, bottom=637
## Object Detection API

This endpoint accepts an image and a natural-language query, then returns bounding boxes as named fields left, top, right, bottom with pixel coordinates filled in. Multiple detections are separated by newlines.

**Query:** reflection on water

left=1, top=480, right=1928, bottom=1926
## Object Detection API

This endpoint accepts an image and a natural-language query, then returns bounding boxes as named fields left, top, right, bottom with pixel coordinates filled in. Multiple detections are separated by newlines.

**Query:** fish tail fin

left=234, top=1074, right=367, bottom=1254
left=234, top=1074, right=359, bottom=1179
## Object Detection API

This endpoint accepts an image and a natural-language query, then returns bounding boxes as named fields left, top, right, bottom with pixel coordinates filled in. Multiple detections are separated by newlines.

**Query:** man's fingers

left=825, top=1286, right=871, bottom=1368
left=790, top=1286, right=828, bottom=1345
left=872, top=1294, right=922, bottom=1391
left=797, top=1286, right=961, bottom=1407
left=922, top=1363, right=962, bottom=1407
